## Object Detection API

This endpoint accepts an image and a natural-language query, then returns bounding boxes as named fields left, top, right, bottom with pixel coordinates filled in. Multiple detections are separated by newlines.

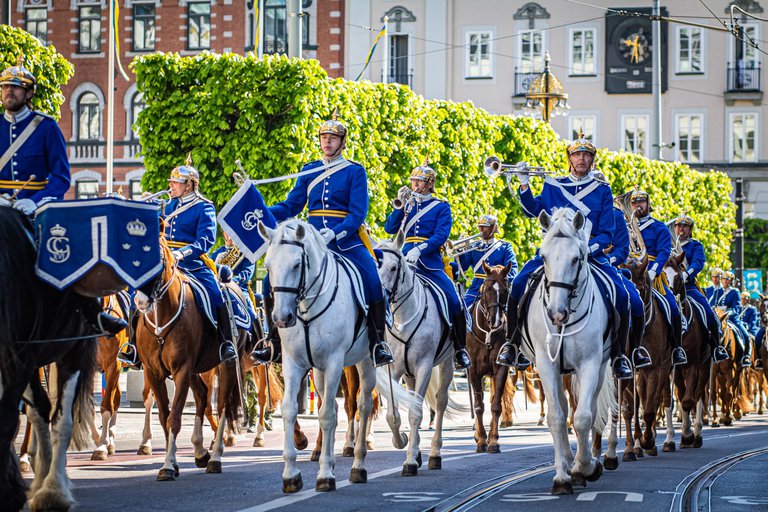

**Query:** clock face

left=618, top=27, right=650, bottom=65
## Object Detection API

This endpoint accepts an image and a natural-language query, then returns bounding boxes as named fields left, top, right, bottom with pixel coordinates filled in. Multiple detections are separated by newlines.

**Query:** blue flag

left=217, top=181, right=277, bottom=263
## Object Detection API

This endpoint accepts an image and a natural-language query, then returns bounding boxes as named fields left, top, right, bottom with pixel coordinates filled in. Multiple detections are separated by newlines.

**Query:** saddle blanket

left=35, top=198, right=162, bottom=290
left=727, top=321, right=748, bottom=354
left=687, top=297, right=708, bottom=334
left=333, top=252, right=367, bottom=314
left=187, top=275, right=252, bottom=332
left=415, top=274, right=452, bottom=327
left=652, top=288, right=673, bottom=328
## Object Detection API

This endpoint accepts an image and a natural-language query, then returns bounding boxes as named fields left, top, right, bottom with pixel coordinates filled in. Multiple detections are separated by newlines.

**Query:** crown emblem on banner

left=49, top=224, right=66, bottom=237
left=126, top=219, right=147, bottom=237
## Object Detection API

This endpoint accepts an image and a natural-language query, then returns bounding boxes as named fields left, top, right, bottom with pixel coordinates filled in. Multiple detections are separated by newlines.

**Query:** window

left=77, top=92, right=100, bottom=141
left=677, top=27, right=703, bottom=73
left=129, top=92, right=145, bottom=139
left=675, top=114, right=703, bottom=163
left=734, top=24, right=760, bottom=69
left=568, top=115, right=597, bottom=144
left=519, top=30, right=545, bottom=73
left=78, top=6, right=101, bottom=53
left=621, top=114, right=649, bottom=156
left=730, top=112, right=757, bottom=162
left=133, top=3, right=156, bottom=52
left=129, top=180, right=143, bottom=200
left=264, top=0, right=287, bottom=55
left=76, top=180, right=99, bottom=199
left=570, top=28, right=596, bottom=75
left=388, top=34, right=410, bottom=86
left=466, top=31, right=493, bottom=78
left=25, top=8, right=47, bottom=44
left=188, top=2, right=211, bottom=50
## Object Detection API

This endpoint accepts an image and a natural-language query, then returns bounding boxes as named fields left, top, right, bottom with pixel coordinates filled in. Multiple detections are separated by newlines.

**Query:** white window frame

left=464, top=28, right=494, bottom=79
left=567, top=113, right=598, bottom=146
left=386, top=32, right=412, bottom=86
left=517, top=29, right=546, bottom=74
left=728, top=111, right=759, bottom=163
left=620, top=113, right=650, bottom=157
left=729, top=22, right=760, bottom=69
left=568, top=27, right=597, bottom=76
left=676, top=25, right=705, bottom=74
left=674, top=112, right=705, bottom=163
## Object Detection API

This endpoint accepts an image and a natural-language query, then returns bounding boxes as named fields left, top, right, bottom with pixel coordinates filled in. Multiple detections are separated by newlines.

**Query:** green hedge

left=0, top=25, right=73, bottom=119
left=132, top=53, right=735, bottom=285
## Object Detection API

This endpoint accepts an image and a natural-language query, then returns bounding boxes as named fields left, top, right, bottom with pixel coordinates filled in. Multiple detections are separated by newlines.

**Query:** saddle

left=186, top=275, right=252, bottom=332
left=414, top=274, right=451, bottom=326
left=726, top=320, right=749, bottom=355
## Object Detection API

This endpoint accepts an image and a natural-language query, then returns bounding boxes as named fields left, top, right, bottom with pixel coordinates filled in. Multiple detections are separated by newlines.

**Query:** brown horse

left=498, top=367, right=539, bottom=428
left=466, top=263, right=512, bottom=453
left=135, top=238, right=245, bottom=480
left=711, top=308, right=750, bottom=426
left=665, top=252, right=708, bottom=449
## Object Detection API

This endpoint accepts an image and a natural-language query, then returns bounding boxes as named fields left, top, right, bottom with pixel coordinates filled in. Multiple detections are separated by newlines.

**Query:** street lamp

left=523, top=52, right=569, bottom=122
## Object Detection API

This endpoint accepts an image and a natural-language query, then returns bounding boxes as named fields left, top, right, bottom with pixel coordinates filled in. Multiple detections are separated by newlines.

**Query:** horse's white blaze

left=492, top=282, right=502, bottom=328
left=663, top=267, right=677, bottom=293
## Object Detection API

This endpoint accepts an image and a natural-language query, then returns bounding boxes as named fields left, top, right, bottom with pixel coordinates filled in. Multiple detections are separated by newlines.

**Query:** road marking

left=499, top=493, right=560, bottom=503
left=721, top=496, right=768, bottom=506
left=382, top=492, right=444, bottom=503
left=577, top=491, right=643, bottom=502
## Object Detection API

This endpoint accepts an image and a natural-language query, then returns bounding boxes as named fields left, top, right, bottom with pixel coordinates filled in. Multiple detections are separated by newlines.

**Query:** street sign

left=743, top=269, right=763, bottom=294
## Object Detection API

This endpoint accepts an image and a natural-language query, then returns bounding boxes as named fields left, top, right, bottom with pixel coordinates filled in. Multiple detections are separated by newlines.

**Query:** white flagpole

left=106, top=0, right=115, bottom=194
left=382, top=16, right=389, bottom=84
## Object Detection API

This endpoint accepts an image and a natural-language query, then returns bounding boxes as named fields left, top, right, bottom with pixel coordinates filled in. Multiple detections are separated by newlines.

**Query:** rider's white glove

left=172, top=250, right=184, bottom=261
left=517, top=170, right=530, bottom=186
left=648, top=269, right=657, bottom=282
left=319, top=228, right=336, bottom=244
left=681, top=271, right=689, bottom=283
left=13, top=198, right=36, bottom=215
left=405, top=246, right=421, bottom=264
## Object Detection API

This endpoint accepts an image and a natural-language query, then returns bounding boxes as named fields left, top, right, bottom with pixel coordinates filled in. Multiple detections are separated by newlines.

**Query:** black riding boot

left=79, top=297, right=128, bottom=335
left=670, top=315, right=688, bottom=366
left=741, top=333, right=753, bottom=368
left=630, top=314, right=652, bottom=368
left=451, top=312, right=471, bottom=370
left=251, top=296, right=282, bottom=364
left=216, top=305, right=238, bottom=366
left=496, top=296, right=531, bottom=369
left=367, top=300, right=394, bottom=367
left=708, top=317, right=729, bottom=363
left=611, top=312, right=633, bottom=380
left=117, top=311, right=142, bottom=369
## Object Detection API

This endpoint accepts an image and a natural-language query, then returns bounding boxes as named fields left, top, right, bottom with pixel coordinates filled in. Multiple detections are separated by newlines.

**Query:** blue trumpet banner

left=35, top=198, right=162, bottom=290
left=217, top=181, right=277, bottom=263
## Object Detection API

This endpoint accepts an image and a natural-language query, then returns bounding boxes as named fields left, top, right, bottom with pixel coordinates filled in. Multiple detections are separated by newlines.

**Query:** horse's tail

left=501, top=376, right=515, bottom=423
left=267, top=365, right=284, bottom=410
left=424, top=367, right=469, bottom=420
left=70, top=342, right=99, bottom=451
left=375, top=367, right=423, bottom=412
left=571, top=364, right=616, bottom=435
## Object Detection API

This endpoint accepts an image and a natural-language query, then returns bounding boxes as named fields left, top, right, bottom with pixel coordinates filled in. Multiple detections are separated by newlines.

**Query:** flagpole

left=106, top=0, right=115, bottom=194
left=382, top=16, right=389, bottom=84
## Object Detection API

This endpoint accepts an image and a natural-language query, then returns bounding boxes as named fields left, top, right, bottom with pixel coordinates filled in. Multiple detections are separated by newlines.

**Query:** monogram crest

left=241, top=208, right=264, bottom=231
left=46, top=224, right=70, bottom=264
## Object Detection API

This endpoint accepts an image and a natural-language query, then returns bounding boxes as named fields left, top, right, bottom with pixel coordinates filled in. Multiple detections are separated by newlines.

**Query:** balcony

left=381, top=69, right=413, bottom=88
left=725, top=63, right=762, bottom=105
left=514, top=69, right=538, bottom=96
left=67, top=139, right=143, bottom=167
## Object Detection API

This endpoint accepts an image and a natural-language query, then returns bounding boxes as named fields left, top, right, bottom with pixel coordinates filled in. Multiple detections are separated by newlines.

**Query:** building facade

left=346, top=0, right=768, bottom=217
left=9, top=0, right=344, bottom=198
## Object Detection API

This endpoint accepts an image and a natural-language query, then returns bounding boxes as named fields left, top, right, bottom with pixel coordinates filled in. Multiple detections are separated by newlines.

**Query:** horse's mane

left=275, top=218, right=327, bottom=250
left=542, top=208, right=588, bottom=246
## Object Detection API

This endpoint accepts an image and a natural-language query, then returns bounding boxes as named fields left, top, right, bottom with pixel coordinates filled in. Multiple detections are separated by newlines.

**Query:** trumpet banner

left=132, top=53, right=736, bottom=285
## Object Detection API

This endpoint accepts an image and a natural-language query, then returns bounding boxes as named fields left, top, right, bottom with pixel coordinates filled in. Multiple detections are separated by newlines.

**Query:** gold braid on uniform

left=218, top=245, right=246, bottom=268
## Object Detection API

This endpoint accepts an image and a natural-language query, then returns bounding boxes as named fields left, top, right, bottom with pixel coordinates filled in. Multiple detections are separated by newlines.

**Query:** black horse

left=0, top=206, right=102, bottom=512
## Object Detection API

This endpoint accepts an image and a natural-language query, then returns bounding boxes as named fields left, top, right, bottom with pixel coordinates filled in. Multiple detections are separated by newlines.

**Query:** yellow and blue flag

left=112, top=0, right=130, bottom=81
left=355, top=23, right=387, bottom=81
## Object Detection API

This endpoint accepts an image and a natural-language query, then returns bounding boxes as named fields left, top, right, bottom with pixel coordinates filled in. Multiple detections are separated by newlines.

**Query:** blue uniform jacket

left=717, top=287, right=742, bottom=319
left=163, top=194, right=218, bottom=273
left=518, top=174, right=615, bottom=257
left=211, top=245, right=255, bottom=295
left=457, top=239, right=518, bottom=280
left=679, top=238, right=706, bottom=284
left=384, top=196, right=452, bottom=272
left=705, top=285, right=723, bottom=306
left=269, top=157, right=367, bottom=252
left=742, top=305, right=760, bottom=336
left=637, top=215, right=672, bottom=276
left=0, top=109, right=70, bottom=202
left=606, top=208, right=629, bottom=266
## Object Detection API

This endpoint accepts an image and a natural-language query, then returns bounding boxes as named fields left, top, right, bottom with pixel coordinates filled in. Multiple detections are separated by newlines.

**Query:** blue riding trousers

left=414, top=265, right=462, bottom=317
left=686, top=285, right=720, bottom=338
left=621, top=274, right=644, bottom=318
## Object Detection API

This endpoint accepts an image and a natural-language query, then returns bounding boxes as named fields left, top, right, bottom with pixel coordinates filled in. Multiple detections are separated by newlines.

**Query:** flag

left=355, top=23, right=387, bottom=81
left=112, top=0, right=130, bottom=81
left=217, top=181, right=277, bottom=263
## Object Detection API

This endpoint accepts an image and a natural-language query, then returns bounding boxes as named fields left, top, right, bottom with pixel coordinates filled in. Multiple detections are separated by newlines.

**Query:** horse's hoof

left=622, top=451, right=637, bottom=462
left=723, top=418, right=733, bottom=426
left=224, top=437, right=236, bottom=448
left=294, top=433, right=308, bottom=451
left=254, top=438, right=265, bottom=448
left=604, top=456, right=619, bottom=470
left=552, top=481, right=573, bottom=495
left=634, top=447, right=644, bottom=458
left=664, top=441, right=678, bottom=452
left=310, top=451, right=321, bottom=462
left=416, top=451, right=422, bottom=468
left=570, top=473, right=587, bottom=487
left=645, top=446, right=658, bottom=457
left=500, top=420, right=513, bottom=428
left=283, top=474, right=303, bottom=494
left=703, top=417, right=710, bottom=425
left=476, top=443, right=487, bottom=453
left=195, top=452, right=211, bottom=468
left=393, top=433, right=408, bottom=450
left=586, top=461, right=603, bottom=482
left=733, top=411, right=742, bottom=420
left=680, top=433, right=694, bottom=448
left=428, top=456, right=442, bottom=470
left=693, top=435, right=703, bottom=448
left=349, top=468, right=367, bottom=483
left=206, top=460, right=222, bottom=474
left=342, top=447, right=355, bottom=458
left=107, top=445, right=116, bottom=456
left=367, top=440, right=375, bottom=450
left=137, top=445, right=152, bottom=456
left=711, top=421, right=720, bottom=428
left=156, top=469, right=176, bottom=481
left=487, top=444, right=501, bottom=454
left=402, top=463, right=418, bottom=476
left=91, top=450, right=108, bottom=461
left=538, top=418, right=545, bottom=426
left=315, top=478, right=336, bottom=492
left=173, top=464, right=180, bottom=477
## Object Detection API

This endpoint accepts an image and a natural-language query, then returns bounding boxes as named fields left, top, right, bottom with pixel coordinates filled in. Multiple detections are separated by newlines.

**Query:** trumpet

left=483, top=156, right=552, bottom=179
left=142, top=189, right=171, bottom=202
left=392, top=186, right=413, bottom=210
left=445, top=233, right=484, bottom=257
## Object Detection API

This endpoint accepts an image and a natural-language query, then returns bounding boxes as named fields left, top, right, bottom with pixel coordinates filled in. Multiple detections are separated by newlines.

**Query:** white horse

left=377, top=232, right=465, bottom=476
left=258, top=219, right=421, bottom=493
left=521, top=209, right=618, bottom=494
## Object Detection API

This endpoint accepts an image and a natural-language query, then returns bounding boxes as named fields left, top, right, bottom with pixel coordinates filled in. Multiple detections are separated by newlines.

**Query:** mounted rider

left=250, top=108, right=394, bottom=367
left=498, top=132, right=633, bottom=380
left=383, top=158, right=472, bottom=370
left=118, top=159, right=238, bottom=367
left=455, top=214, right=518, bottom=308
left=705, top=268, right=724, bottom=306
left=716, top=271, right=752, bottom=367
left=212, top=230, right=257, bottom=321
left=672, top=214, right=729, bottom=363
left=629, top=189, right=687, bottom=366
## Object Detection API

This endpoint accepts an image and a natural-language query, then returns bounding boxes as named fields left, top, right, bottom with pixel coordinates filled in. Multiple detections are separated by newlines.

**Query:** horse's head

left=133, top=237, right=177, bottom=313
left=477, top=262, right=511, bottom=330
left=760, top=294, right=768, bottom=326
left=663, top=250, right=687, bottom=300
left=539, top=208, right=588, bottom=326
left=259, top=219, right=327, bottom=328
left=376, top=230, right=411, bottom=302
left=624, top=252, right=650, bottom=294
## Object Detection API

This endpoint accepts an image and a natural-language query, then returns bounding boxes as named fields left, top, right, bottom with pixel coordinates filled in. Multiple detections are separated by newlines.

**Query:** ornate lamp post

left=524, top=52, right=569, bottom=122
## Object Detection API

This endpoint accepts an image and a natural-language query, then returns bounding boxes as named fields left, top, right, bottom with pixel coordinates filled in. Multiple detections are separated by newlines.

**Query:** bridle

left=380, top=247, right=417, bottom=313
left=141, top=249, right=186, bottom=342
left=270, top=238, right=336, bottom=319
left=472, top=275, right=507, bottom=347
left=542, top=243, right=588, bottom=315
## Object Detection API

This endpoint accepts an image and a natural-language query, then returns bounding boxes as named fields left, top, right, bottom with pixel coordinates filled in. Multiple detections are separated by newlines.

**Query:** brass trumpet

left=392, top=186, right=413, bottom=209
left=142, top=189, right=171, bottom=202
left=445, top=233, right=484, bottom=257
left=483, top=156, right=552, bottom=179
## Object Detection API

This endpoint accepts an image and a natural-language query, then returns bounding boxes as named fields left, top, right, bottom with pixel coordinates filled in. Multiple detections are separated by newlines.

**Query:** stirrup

left=712, top=346, right=729, bottom=363
left=251, top=340, right=274, bottom=366
left=612, top=355, right=633, bottom=381
left=219, top=341, right=238, bottom=364
left=671, top=347, right=688, bottom=366
left=372, top=341, right=394, bottom=367
left=631, top=346, right=652, bottom=369
left=740, top=355, right=752, bottom=368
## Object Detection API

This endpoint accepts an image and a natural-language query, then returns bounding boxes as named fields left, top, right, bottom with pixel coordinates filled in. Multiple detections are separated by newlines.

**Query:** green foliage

left=744, top=217, right=768, bottom=272
left=133, top=53, right=735, bottom=272
left=0, top=24, right=73, bottom=119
